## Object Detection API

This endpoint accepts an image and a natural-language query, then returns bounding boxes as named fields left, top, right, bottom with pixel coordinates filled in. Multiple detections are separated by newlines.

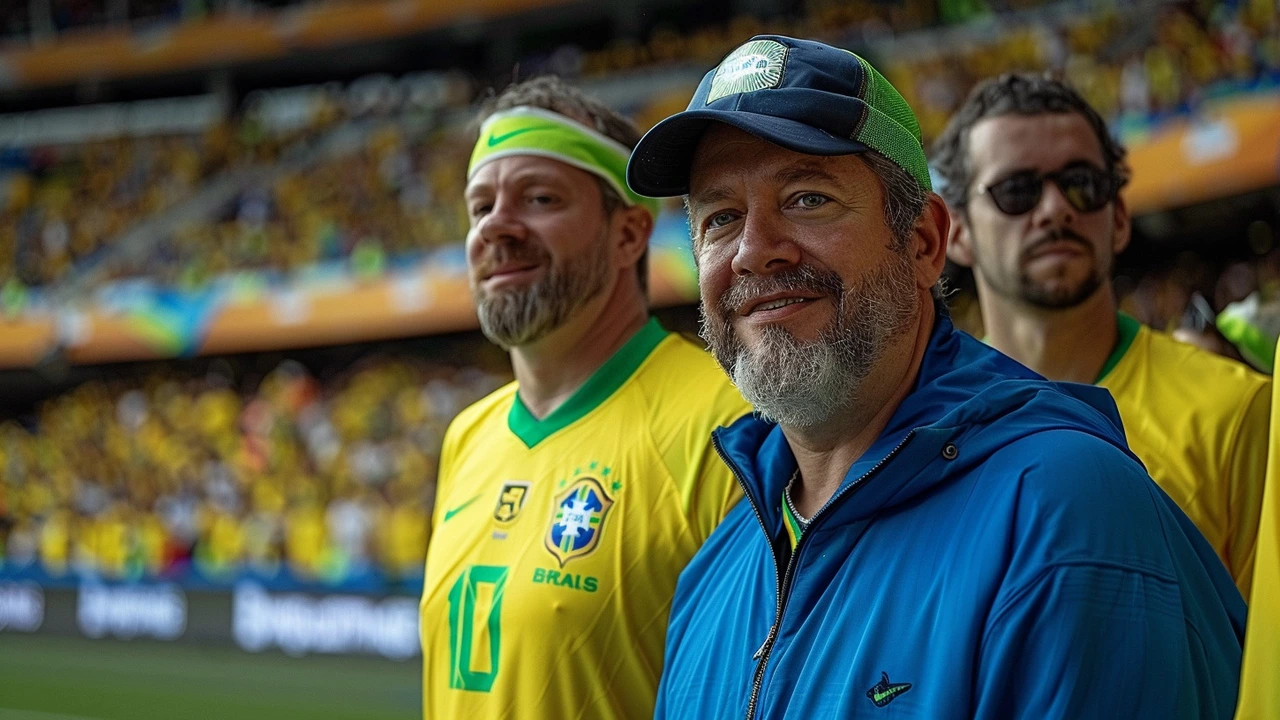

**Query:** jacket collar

left=713, top=306, right=1129, bottom=538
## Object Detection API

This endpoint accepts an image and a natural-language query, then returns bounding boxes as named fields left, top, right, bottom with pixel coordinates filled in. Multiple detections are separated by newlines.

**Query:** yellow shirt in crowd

left=1097, top=314, right=1271, bottom=596
left=420, top=318, right=749, bottom=720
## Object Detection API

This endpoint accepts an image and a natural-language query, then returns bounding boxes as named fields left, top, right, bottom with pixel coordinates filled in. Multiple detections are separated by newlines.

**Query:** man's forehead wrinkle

left=772, top=160, right=851, bottom=191
left=687, top=183, right=740, bottom=213
left=468, top=164, right=571, bottom=196
left=689, top=156, right=849, bottom=209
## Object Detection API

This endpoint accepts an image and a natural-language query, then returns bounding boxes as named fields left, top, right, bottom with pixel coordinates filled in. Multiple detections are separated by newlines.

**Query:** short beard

left=700, top=254, right=919, bottom=429
left=982, top=227, right=1110, bottom=310
left=472, top=232, right=610, bottom=350
left=1018, top=267, right=1102, bottom=309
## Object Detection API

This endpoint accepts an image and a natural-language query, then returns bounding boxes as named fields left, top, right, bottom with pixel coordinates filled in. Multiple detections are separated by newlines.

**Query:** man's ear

left=913, top=194, right=951, bottom=291
left=946, top=205, right=975, bottom=268
left=614, top=204, right=654, bottom=272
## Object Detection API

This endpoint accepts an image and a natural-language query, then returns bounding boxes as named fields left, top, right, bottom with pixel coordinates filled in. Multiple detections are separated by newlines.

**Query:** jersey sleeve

left=665, top=380, right=751, bottom=546
left=1223, top=378, right=1272, bottom=598
left=431, top=418, right=464, bottom=529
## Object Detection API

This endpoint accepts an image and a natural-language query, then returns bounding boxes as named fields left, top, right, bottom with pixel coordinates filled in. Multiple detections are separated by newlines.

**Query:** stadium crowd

left=885, top=1, right=1280, bottom=140
left=0, top=356, right=508, bottom=587
left=0, top=1, right=1274, bottom=299
left=137, top=120, right=474, bottom=289
left=578, top=0, right=1280, bottom=147
left=0, top=115, right=325, bottom=291
left=0, top=0, right=1276, bottom=591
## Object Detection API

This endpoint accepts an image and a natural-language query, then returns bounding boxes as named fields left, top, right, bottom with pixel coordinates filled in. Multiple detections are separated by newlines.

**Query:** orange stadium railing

left=0, top=0, right=574, bottom=90
left=0, top=246, right=699, bottom=369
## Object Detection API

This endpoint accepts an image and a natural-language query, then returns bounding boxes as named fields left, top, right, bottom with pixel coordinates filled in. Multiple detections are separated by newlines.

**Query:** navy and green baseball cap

left=627, top=35, right=931, bottom=197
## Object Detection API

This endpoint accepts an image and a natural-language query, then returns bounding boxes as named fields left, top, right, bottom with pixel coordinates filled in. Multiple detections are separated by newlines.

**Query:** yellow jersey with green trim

left=782, top=491, right=805, bottom=550
left=1235, top=335, right=1279, bottom=720
left=1098, top=313, right=1271, bottom=596
left=420, top=318, right=750, bottom=719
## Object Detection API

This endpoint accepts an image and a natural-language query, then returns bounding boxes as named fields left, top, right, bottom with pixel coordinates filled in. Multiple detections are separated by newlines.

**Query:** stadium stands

left=0, top=1, right=1272, bottom=301
left=0, top=356, right=508, bottom=589
left=0, top=0, right=1276, bottom=591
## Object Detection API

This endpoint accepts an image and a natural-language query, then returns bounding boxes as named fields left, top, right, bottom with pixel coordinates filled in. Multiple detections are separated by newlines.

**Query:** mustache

left=1020, top=228, right=1092, bottom=261
left=472, top=243, right=551, bottom=279
left=717, top=265, right=844, bottom=317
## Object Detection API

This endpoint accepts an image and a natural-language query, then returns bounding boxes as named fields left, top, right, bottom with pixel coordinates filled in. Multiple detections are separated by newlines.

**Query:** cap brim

left=627, top=110, right=869, bottom=198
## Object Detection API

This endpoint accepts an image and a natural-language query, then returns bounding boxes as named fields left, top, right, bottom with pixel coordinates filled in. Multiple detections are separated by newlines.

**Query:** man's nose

left=1030, top=178, right=1078, bottom=231
left=731, top=208, right=801, bottom=277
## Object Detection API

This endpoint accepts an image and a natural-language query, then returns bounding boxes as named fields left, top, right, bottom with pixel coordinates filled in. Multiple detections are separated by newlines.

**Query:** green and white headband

left=468, top=106, right=661, bottom=218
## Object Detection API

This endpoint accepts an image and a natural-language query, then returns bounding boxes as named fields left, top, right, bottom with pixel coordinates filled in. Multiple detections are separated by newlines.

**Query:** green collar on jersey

left=1094, top=313, right=1141, bottom=384
left=507, top=317, right=669, bottom=448
left=981, top=312, right=1141, bottom=386
left=781, top=496, right=805, bottom=550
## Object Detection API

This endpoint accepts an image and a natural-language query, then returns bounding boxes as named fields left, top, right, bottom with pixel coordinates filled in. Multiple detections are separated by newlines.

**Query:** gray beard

left=473, top=235, right=610, bottom=350
left=702, top=254, right=919, bottom=429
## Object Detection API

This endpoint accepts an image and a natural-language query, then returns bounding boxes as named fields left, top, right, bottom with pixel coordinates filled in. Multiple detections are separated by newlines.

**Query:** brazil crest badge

left=545, top=477, right=614, bottom=567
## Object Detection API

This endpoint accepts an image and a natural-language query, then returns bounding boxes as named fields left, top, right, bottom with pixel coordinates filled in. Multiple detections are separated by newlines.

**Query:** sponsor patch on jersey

left=544, top=477, right=614, bottom=567
left=494, top=481, right=531, bottom=524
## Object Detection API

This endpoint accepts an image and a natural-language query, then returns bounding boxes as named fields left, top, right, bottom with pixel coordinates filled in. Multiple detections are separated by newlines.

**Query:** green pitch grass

left=0, top=635, right=419, bottom=720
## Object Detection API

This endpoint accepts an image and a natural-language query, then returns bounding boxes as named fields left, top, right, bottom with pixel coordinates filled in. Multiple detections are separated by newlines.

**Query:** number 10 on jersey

left=448, top=565, right=508, bottom=692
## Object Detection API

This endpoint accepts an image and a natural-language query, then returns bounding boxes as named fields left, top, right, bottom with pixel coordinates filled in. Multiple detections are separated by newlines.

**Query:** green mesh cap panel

left=852, top=54, right=932, bottom=191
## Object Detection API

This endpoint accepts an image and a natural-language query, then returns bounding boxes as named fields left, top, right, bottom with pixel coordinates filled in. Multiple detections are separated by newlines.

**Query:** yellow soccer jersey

left=420, top=318, right=749, bottom=720
left=1235, top=336, right=1278, bottom=720
left=1098, top=313, right=1272, bottom=596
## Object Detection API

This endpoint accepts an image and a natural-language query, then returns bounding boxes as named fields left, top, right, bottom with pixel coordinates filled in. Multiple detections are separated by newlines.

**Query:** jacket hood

left=713, top=309, right=1137, bottom=537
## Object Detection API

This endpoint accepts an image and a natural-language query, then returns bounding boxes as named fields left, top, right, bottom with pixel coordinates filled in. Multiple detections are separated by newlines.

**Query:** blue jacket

left=656, top=313, right=1245, bottom=720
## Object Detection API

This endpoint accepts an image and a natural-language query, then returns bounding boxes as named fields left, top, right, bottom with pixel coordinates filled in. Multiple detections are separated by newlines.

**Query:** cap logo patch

left=706, top=39, right=786, bottom=104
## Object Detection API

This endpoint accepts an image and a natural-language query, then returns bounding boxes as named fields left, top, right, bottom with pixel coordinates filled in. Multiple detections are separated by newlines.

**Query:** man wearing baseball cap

left=628, top=36, right=1245, bottom=718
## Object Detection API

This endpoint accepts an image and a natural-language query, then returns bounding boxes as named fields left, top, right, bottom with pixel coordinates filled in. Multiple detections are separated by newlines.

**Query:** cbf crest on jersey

left=545, top=476, right=614, bottom=567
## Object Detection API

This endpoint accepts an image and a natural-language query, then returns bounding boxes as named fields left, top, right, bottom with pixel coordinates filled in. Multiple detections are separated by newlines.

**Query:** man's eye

left=470, top=203, right=491, bottom=217
left=707, top=211, right=737, bottom=229
left=530, top=194, right=555, bottom=205
left=796, top=193, right=828, bottom=209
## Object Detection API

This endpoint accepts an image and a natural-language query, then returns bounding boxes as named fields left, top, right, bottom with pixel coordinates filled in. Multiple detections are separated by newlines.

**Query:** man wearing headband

left=934, top=74, right=1271, bottom=599
left=628, top=36, right=1244, bottom=718
left=419, top=76, right=749, bottom=719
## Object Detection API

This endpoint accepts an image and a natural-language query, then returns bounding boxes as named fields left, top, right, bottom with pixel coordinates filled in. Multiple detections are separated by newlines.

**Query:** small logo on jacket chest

left=867, top=672, right=913, bottom=707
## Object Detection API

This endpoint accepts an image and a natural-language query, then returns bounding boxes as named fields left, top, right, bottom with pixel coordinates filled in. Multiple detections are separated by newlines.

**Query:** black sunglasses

left=978, top=164, right=1118, bottom=216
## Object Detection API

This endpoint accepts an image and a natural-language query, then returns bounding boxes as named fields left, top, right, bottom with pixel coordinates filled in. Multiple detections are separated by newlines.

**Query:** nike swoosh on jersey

left=443, top=495, right=482, bottom=522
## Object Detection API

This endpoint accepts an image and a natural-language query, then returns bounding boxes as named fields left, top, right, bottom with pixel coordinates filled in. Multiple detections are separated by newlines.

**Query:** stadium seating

left=0, top=0, right=1276, bottom=589
left=0, top=357, right=509, bottom=588
left=0, top=1, right=1273, bottom=301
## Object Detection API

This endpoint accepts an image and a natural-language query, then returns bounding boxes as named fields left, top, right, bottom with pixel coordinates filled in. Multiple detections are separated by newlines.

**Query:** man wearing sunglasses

left=935, top=73, right=1271, bottom=598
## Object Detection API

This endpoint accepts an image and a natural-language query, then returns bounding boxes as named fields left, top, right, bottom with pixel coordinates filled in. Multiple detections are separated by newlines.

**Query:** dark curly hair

left=474, top=76, right=648, bottom=294
left=931, top=73, right=1130, bottom=211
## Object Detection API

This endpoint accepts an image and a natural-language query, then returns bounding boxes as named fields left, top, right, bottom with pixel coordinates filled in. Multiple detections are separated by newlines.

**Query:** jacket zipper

left=714, top=430, right=917, bottom=720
